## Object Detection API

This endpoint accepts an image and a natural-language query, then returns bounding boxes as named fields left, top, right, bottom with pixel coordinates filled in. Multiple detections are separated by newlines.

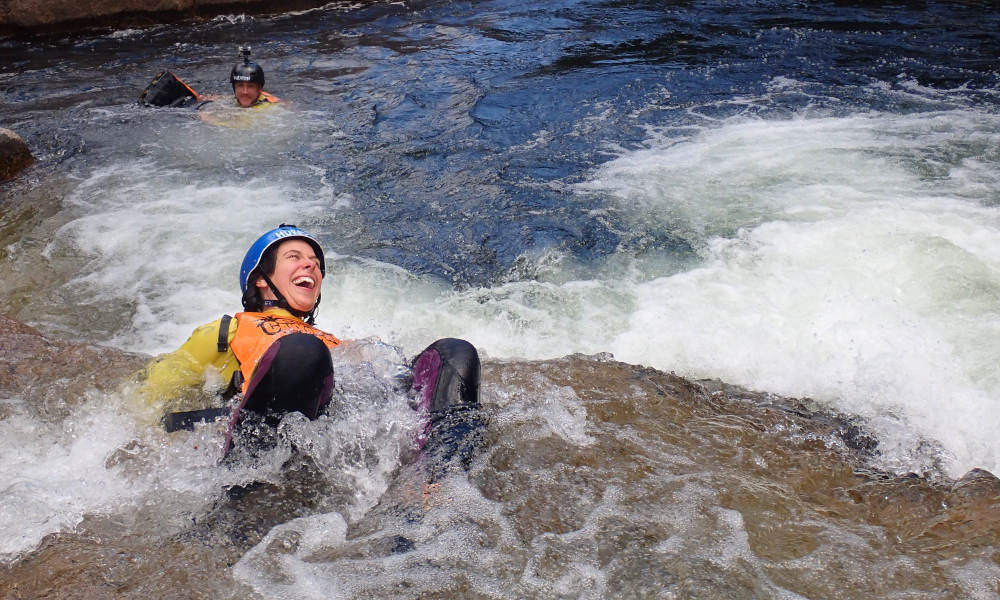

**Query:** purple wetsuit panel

left=411, top=346, right=442, bottom=448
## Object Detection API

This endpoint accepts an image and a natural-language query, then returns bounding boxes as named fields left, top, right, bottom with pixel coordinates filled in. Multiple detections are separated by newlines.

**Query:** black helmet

left=230, top=46, right=265, bottom=89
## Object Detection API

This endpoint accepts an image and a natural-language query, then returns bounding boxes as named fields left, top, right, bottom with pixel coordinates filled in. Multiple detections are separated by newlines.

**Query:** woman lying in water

left=139, top=224, right=482, bottom=463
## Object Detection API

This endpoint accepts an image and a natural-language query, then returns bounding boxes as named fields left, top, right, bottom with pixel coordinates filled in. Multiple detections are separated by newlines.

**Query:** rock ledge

left=1, top=0, right=341, bottom=38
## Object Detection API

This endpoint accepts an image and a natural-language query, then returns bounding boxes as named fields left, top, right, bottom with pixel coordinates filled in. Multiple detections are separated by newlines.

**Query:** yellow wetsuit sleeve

left=138, top=317, right=239, bottom=414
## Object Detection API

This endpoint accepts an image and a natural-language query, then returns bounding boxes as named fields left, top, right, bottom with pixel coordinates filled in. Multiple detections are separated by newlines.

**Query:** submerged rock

left=0, top=129, right=32, bottom=182
left=952, top=467, right=1000, bottom=501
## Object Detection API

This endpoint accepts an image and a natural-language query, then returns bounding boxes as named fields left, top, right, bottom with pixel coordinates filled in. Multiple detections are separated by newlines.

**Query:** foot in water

left=409, top=338, right=487, bottom=482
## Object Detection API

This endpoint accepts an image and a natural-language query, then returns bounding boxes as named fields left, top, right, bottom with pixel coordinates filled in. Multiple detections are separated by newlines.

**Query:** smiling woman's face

left=255, top=239, right=323, bottom=312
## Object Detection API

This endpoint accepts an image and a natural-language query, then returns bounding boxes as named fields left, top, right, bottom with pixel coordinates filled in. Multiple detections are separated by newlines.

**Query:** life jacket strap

left=217, top=314, right=233, bottom=352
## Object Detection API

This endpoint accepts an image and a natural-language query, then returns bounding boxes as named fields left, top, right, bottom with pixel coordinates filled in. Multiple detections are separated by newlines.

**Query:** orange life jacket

left=229, top=311, right=341, bottom=394
left=252, top=91, right=280, bottom=106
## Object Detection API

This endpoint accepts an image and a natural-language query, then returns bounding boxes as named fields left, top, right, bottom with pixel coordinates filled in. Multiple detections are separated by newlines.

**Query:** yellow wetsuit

left=139, top=314, right=238, bottom=415
left=139, top=307, right=332, bottom=414
left=196, top=91, right=282, bottom=128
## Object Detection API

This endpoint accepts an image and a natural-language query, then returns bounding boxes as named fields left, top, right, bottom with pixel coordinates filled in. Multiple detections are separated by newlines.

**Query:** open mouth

left=292, top=276, right=315, bottom=290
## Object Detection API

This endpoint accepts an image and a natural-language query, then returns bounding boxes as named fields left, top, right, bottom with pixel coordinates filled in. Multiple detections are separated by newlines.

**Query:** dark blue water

left=4, top=0, right=997, bottom=288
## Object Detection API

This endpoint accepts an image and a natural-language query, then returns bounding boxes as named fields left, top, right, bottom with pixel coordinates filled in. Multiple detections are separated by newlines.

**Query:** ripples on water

left=2, top=0, right=1000, bottom=597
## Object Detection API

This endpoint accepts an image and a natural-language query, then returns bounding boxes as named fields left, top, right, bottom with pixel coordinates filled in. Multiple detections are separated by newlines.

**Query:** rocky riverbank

left=2, top=312, right=999, bottom=598
left=0, top=0, right=337, bottom=37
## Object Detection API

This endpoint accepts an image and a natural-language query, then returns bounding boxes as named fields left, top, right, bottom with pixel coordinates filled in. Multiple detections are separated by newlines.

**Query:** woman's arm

left=138, top=318, right=239, bottom=415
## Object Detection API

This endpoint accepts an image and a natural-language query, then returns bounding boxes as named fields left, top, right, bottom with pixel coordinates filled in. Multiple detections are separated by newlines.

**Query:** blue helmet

left=240, top=224, right=326, bottom=294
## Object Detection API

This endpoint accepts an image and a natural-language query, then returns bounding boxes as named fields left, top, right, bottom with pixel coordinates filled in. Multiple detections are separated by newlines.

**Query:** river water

left=2, top=0, right=1000, bottom=597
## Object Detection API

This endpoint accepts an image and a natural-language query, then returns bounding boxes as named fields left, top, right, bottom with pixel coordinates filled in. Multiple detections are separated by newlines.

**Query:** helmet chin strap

left=260, top=273, right=319, bottom=324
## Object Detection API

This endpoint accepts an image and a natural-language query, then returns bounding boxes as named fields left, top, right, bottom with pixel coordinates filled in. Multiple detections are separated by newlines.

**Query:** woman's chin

left=287, top=299, right=318, bottom=313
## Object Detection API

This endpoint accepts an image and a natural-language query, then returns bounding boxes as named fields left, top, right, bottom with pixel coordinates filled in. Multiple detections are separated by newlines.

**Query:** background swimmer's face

left=234, top=81, right=261, bottom=107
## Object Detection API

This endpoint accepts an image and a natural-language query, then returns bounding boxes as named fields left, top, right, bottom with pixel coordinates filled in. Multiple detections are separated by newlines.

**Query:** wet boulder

left=1, top=0, right=188, bottom=32
left=951, top=467, right=1000, bottom=501
left=2, top=341, right=1000, bottom=598
left=0, top=128, right=32, bottom=182
left=0, top=314, right=147, bottom=421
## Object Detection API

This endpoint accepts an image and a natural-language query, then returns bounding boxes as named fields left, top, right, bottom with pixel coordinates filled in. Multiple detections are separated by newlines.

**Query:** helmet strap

left=260, top=272, right=318, bottom=325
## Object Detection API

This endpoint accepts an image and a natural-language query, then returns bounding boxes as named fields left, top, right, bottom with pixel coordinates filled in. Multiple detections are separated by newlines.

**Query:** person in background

left=138, top=46, right=279, bottom=110
left=230, top=46, right=280, bottom=108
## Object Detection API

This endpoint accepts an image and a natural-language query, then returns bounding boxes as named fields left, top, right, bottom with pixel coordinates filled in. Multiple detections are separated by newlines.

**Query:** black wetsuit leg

left=239, top=332, right=335, bottom=425
left=411, top=338, right=480, bottom=413
left=164, top=334, right=333, bottom=436
left=222, top=332, right=334, bottom=456
left=411, top=338, right=484, bottom=473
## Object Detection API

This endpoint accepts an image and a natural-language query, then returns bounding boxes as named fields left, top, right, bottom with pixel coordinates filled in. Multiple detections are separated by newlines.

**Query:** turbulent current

left=2, top=1, right=1000, bottom=597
